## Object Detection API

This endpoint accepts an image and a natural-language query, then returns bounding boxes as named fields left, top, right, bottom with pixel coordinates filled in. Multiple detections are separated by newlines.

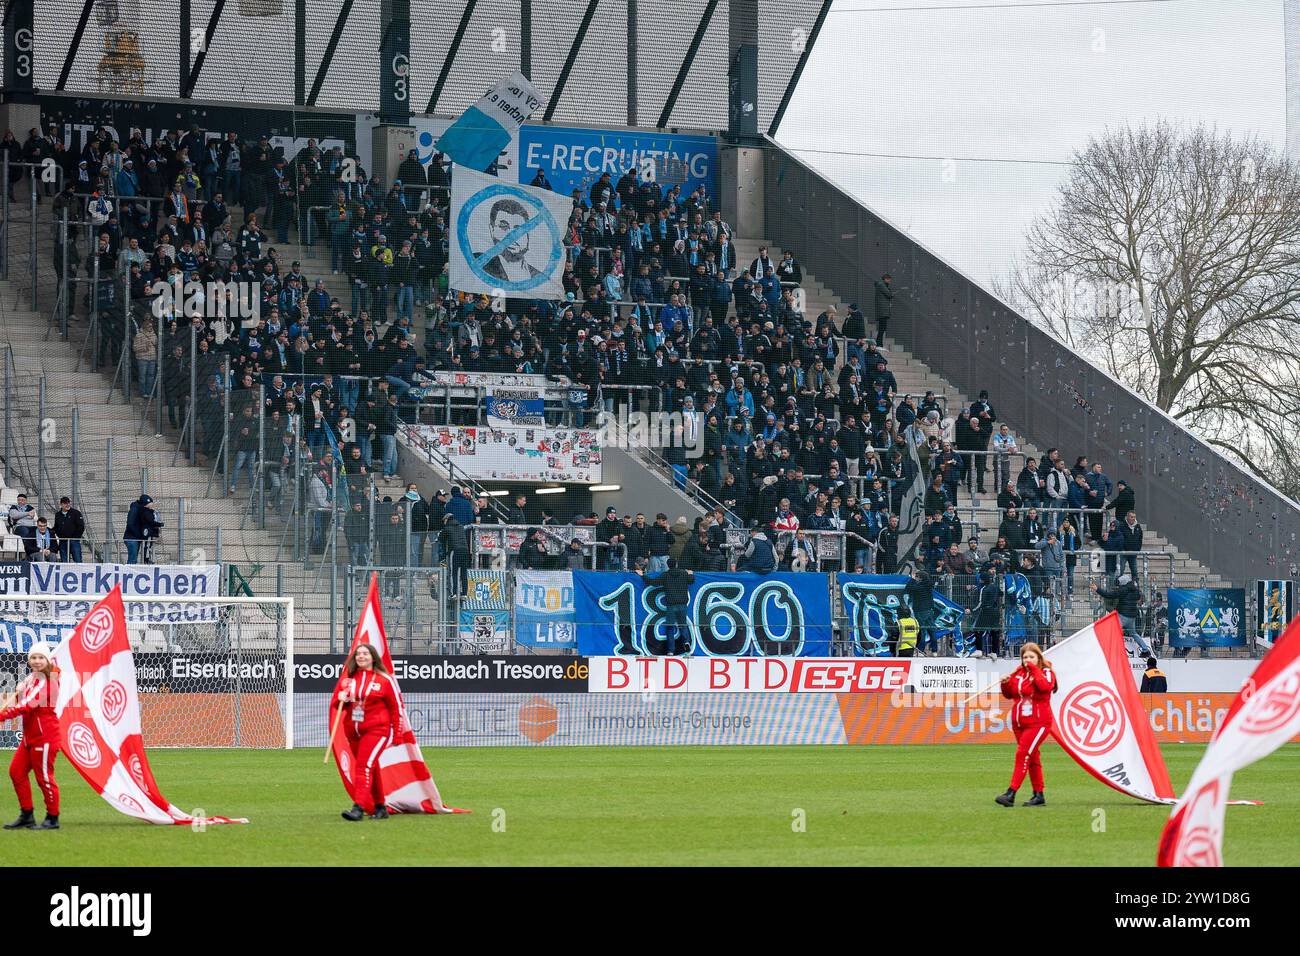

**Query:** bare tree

left=999, top=121, right=1300, bottom=496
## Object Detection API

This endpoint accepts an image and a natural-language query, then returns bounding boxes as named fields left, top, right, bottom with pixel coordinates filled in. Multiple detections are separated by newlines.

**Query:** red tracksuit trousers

left=10, top=742, right=59, bottom=815
left=1009, top=722, right=1049, bottom=793
left=347, top=730, right=391, bottom=814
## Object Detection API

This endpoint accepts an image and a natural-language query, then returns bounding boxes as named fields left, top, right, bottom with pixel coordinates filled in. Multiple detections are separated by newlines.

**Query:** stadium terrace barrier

left=761, top=138, right=1300, bottom=588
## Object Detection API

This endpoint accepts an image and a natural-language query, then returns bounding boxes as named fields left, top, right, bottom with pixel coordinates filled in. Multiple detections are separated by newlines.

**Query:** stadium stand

left=0, top=113, right=1237, bottom=658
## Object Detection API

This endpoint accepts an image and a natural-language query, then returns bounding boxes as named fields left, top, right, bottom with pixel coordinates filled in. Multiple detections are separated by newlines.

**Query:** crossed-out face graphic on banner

left=450, top=168, right=569, bottom=298
left=573, top=571, right=832, bottom=658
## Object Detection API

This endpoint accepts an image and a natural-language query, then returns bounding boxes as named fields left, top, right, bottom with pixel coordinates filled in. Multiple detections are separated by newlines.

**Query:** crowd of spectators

left=10, top=120, right=1162, bottom=655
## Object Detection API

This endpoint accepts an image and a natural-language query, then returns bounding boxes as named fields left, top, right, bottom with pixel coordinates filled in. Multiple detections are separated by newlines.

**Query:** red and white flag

left=52, top=586, right=246, bottom=825
left=331, top=574, right=467, bottom=814
left=1046, top=612, right=1176, bottom=804
left=1158, top=614, right=1300, bottom=866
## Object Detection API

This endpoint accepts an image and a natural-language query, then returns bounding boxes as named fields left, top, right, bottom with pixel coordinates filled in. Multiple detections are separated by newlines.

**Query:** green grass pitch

left=4, top=744, right=1297, bottom=866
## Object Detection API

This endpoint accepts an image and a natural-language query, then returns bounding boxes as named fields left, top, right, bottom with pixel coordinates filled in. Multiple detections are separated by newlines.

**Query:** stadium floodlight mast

left=9, top=595, right=295, bottom=749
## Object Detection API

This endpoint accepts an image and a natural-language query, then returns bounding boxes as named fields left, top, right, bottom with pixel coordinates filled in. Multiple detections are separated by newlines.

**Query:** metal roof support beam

left=182, top=0, right=228, bottom=99
left=55, top=0, right=96, bottom=91
left=657, top=0, right=719, bottom=129
left=426, top=0, right=478, bottom=116
left=767, top=0, right=832, bottom=137
left=307, top=0, right=356, bottom=106
left=542, top=0, right=600, bottom=123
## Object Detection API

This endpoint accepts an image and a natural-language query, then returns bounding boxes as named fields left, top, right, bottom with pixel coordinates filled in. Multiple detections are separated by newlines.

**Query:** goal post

left=0, top=595, right=295, bottom=750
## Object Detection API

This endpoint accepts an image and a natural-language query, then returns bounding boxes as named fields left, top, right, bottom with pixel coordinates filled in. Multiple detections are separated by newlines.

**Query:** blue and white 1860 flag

left=450, top=168, right=570, bottom=299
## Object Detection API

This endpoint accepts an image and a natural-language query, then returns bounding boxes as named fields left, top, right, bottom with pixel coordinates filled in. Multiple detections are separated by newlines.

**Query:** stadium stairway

left=0, top=208, right=1227, bottom=654
left=0, top=215, right=429, bottom=652
left=726, top=238, right=1230, bottom=640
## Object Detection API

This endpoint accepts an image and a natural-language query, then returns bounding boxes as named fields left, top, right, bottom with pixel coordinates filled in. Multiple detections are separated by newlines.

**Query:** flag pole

left=324, top=694, right=348, bottom=764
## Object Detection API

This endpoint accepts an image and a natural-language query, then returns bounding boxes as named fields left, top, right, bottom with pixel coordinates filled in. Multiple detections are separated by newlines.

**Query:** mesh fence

left=0, top=595, right=290, bottom=747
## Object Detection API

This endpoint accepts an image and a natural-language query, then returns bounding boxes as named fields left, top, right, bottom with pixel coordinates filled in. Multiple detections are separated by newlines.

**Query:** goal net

left=0, top=595, right=294, bottom=749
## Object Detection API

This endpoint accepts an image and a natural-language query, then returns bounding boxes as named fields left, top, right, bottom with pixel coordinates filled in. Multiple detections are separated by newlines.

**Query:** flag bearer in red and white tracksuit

left=995, top=642, right=1058, bottom=808
left=335, top=643, right=401, bottom=821
left=0, top=642, right=62, bottom=830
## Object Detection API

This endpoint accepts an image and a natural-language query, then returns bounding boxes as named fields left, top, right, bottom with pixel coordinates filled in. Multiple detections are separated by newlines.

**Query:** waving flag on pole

left=52, top=586, right=247, bottom=825
left=1158, top=614, right=1300, bottom=866
left=1046, top=612, right=1176, bottom=804
left=331, top=574, right=468, bottom=814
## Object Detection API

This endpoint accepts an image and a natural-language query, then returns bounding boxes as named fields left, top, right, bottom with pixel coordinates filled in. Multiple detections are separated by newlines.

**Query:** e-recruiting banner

left=514, top=571, right=577, bottom=649
left=449, top=166, right=570, bottom=298
left=518, top=125, right=719, bottom=202
left=837, top=574, right=968, bottom=655
left=1256, top=580, right=1293, bottom=644
left=1168, top=588, right=1248, bottom=648
left=573, top=571, right=833, bottom=658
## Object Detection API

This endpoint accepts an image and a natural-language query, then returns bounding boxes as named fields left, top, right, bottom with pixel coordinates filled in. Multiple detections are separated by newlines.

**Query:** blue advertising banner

left=0, top=620, right=77, bottom=653
left=518, top=126, right=719, bottom=205
left=573, top=571, right=831, bottom=657
left=1169, top=588, right=1248, bottom=648
left=837, top=575, right=969, bottom=656
left=514, top=571, right=577, bottom=649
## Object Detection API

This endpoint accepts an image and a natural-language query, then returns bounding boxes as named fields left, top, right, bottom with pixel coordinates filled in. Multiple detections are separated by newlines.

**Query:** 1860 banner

left=573, top=572, right=833, bottom=657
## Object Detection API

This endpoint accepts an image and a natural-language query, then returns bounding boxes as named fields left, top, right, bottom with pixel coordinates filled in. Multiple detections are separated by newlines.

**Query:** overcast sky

left=777, top=0, right=1287, bottom=287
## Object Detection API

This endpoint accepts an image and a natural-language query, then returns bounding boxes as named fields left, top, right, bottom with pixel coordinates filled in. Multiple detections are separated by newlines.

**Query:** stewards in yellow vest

left=897, top=617, right=920, bottom=657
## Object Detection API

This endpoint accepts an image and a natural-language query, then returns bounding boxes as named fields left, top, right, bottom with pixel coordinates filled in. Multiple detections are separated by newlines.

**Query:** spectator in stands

left=638, top=558, right=695, bottom=654
left=378, top=510, right=406, bottom=596
left=28, top=517, right=56, bottom=563
left=991, top=424, right=1017, bottom=494
left=646, top=513, right=672, bottom=573
left=123, top=494, right=162, bottom=564
left=735, top=525, right=776, bottom=574
left=1119, top=510, right=1143, bottom=580
left=563, top=538, right=588, bottom=571
left=971, top=570, right=1003, bottom=658
left=307, top=469, right=332, bottom=554
left=1017, top=455, right=1043, bottom=505
left=875, top=513, right=900, bottom=573
left=518, top=528, right=551, bottom=570
left=873, top=272, right=894, bottom=346
left=51, top=497, right=84, bottom=563
left=345, top=500, right=370, bottom=569
left=7, top=493, right=35, bottom=546
left=441, top=513, right=471, bottom=592
left=1058, top=518, right=1080, bottom=595
left=1085, top=462, right=1113, bottom=542
left=1045, top=458, right=1071, bottom=528
left=956, top=415, right=991, bottom=494
left=1091, top=575, right=1151, bottom=656
left=405, top=485, right=432, bottom=566
left=134, top=318, right=158, bottom=399
left=1106, top=479, right=1135, bottom=525
left=1037, top=530, right=1064, bottom=584
left=905, top=569, right=938, bottom=655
